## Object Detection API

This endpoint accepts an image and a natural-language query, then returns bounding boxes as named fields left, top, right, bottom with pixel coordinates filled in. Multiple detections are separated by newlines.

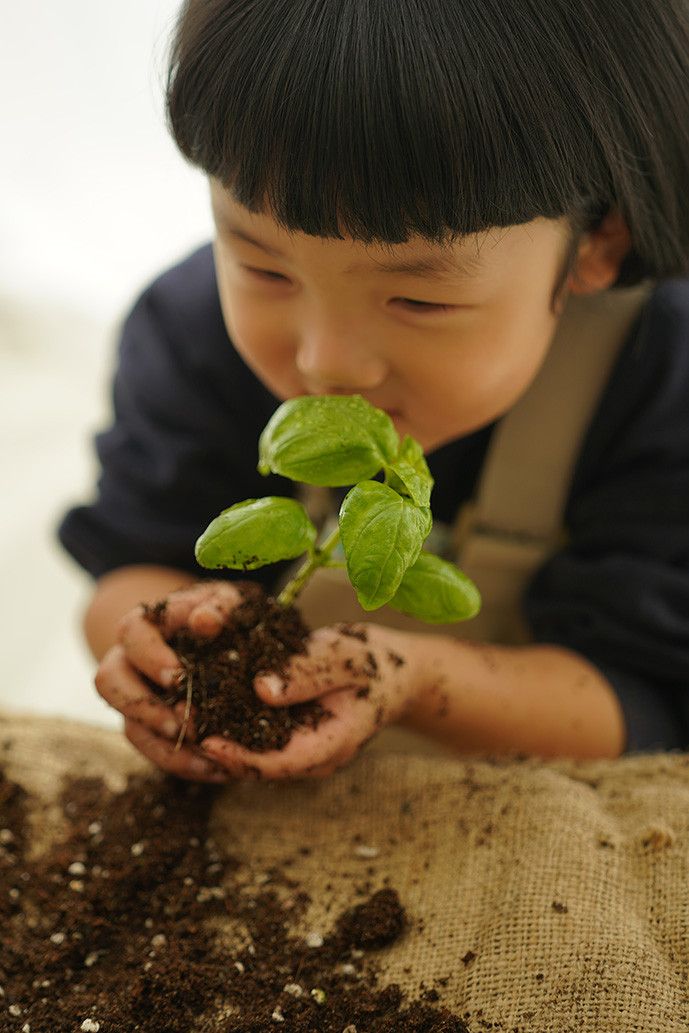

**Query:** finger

left=95, top=645, right=183, bottom=738
left=254, top=625, right=381, bottom=705
left=118, top=581, right=243, bottom=688
left=124, top=719, right=230, bottom=783
left=179, top=582, right=244, bottom=637
left=117, top=607, right=184, bottom=689
left=159, top=580, right=243, bottom=637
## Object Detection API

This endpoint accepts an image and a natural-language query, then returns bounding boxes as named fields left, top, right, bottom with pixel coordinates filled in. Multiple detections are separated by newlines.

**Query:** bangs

left=166, top=0, right=601, bottom=245
left=166, top=0, right=689, bottom=281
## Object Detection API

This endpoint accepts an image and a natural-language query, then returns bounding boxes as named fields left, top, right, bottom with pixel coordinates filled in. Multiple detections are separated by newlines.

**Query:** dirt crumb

left=1, top=763, right=471, bottom=1032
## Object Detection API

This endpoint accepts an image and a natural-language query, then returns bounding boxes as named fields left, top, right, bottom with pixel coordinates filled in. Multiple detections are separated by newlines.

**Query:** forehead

left=209, top=181, right=494, bottom=283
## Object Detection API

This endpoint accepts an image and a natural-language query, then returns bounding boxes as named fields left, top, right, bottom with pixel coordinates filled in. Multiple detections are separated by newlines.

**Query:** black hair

left=166, top=0, right=689, bottom=290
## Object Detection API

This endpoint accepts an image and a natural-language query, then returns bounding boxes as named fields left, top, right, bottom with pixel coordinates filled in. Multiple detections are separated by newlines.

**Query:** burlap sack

left=3, top=708, right=689, bottom=1032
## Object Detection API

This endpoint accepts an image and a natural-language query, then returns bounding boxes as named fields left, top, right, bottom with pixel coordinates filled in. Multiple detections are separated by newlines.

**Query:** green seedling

left=195, top=395, right=480, bottom=624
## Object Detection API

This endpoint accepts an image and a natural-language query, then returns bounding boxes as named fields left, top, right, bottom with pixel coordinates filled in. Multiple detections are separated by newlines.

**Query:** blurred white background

left=1, top=1, right=213, bottom=725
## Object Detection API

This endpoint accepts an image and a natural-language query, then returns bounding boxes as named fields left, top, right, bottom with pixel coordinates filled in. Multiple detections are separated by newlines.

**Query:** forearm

left=401, top=634, right=626, bottom=760
left=83, top=564, right=198, bottom=661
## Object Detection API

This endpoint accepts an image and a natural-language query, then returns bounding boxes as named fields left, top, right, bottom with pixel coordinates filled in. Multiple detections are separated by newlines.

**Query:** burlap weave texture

left=3, top=710, right=689, bottom=1032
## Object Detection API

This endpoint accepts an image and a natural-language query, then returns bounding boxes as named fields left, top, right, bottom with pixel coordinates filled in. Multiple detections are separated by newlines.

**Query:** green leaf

left=195, top=497, right=316, bottom=571
left=258, top=395, right=399, bottom=486
left=387, top=551, right=481, bottom=623
left=386, top=436, right=434, bottom=507
left=338, top=481, right=432, bottom=610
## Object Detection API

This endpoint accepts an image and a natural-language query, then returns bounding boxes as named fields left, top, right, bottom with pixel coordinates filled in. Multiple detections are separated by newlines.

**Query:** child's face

left=210, top=179, right=574, bottom=453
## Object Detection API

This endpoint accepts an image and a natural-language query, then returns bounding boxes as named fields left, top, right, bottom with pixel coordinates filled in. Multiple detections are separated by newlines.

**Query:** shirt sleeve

left=524, top=278, right=689, bottom=752
left=57, top=245, right=292, bottom=589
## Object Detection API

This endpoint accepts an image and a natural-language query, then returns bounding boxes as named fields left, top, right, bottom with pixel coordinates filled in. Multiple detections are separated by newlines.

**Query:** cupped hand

left=198, top=622, right=421, bottom=780
left=95, top=580, right=245, bottom=782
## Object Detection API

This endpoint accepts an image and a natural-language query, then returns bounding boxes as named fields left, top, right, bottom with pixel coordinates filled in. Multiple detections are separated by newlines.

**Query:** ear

left=567, top=209, right=633, bottom=295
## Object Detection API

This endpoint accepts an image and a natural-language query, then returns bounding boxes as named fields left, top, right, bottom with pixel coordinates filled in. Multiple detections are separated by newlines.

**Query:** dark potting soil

left=0, top=762, right=470, bottom=1032
left=143, top=583, right=333, bottom=752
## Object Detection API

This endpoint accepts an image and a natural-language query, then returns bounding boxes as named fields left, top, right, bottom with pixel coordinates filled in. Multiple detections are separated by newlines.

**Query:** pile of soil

left=144, top=583, right=333, bottom=751
left=0, top=760, right=470, bottom=1031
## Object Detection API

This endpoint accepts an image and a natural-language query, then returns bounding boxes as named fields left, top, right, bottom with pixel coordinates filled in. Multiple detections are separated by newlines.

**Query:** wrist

left=396, top=631, right=450, bottom=730
left=384, top=626, right=432, bottom=725
left=363, top=624, right=427, bottom=725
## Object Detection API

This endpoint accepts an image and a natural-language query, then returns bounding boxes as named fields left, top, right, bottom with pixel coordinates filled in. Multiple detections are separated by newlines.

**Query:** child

left=59, top=0, right=689, bottom=782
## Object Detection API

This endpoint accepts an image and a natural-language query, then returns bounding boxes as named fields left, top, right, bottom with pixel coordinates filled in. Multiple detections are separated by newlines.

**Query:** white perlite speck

left=80, top=1020, right=101, bottom=1032
left=234, top=961, right=245, bottom=973
left=0, top=829, right=15, bottom=845
left=151, top=934, right=167, bottom=948
left=50, top=932, right=66, bottom=945
left=353, top=844, right=379, bottom=858
left=68, top=861, right=87, bottom=876
left=282, top=983, right=303, bottom=997
left=9, top=1004, right=22, bottom=1016
left=305, top=931, right=324, bottom=948
left=271, top=1006, right=285, bottom=1022
left=343, top=1026, right=358, bottom=1032
left=130, top=841, right=145, bottom=856
left=196, top=886, right=226, bottom=903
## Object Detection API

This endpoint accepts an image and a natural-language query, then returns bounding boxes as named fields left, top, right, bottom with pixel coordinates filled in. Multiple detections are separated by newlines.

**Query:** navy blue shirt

left=58, top=244, right=689, bottom=753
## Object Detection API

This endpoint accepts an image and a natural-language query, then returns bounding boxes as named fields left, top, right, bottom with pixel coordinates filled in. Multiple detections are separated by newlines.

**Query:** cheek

left=215, top=278, right=300, bottom=397
left=411, top=306, right=558, bottom=440
left=478, top=315, right=558, bottom=414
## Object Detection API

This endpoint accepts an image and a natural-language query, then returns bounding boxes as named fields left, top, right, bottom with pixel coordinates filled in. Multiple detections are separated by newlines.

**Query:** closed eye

left=242, top=267, right=455, bottom=313
left=395, top=298, right=454, bottom=313
left=243, top=266, right=288, bottom=282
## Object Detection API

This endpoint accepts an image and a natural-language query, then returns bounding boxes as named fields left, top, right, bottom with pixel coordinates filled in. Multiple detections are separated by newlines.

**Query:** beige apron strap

left=454, top=281, right=653, bottom=644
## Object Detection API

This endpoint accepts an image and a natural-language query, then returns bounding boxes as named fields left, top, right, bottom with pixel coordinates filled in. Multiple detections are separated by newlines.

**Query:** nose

left=295, top=329, right=388, bottom=394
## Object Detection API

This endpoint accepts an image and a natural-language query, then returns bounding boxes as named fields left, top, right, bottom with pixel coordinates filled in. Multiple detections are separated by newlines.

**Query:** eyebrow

left=223, top=224, right=483, bottom=282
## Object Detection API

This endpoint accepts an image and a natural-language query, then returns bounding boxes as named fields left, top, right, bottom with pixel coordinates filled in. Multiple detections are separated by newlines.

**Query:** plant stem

left=277, top=524, right=342, bottom=607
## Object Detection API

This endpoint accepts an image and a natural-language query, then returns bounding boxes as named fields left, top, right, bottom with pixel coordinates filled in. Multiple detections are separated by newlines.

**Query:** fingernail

left=160, top=667, right=182, bottom=688
left=258, top=673, right=284, bottom=700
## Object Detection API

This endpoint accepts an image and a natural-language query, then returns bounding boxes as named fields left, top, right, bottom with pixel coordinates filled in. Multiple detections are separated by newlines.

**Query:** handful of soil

left=145, top=582, right=333, bottom=752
